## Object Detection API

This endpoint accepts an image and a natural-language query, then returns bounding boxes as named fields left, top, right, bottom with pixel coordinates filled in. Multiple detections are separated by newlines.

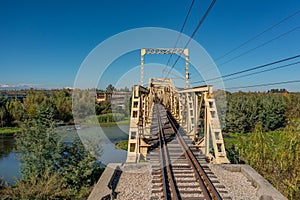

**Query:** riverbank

left=0, top=127, right=21, bottom=135
left=83, top=116, right=130, bottom=126
left=115, top=140, right=128, bottom=151
left=0, top=119, right=130, bottom=135
left=99, top=120, right=129, bottom=126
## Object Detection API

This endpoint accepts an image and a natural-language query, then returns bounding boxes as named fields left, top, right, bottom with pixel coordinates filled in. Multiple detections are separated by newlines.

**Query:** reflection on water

left=58, top=124, right=129, bottom=165
left=0, top=124, right=129, bottom=185
left=0, top=134, right=15, bottom=160
left=0, top=134, right=21, bottom=185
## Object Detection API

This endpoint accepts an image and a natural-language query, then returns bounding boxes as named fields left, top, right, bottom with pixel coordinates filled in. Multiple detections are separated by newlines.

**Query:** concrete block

left=220, top=164, right=287, bottom=200
left=88, top=163, right=121, bottom=200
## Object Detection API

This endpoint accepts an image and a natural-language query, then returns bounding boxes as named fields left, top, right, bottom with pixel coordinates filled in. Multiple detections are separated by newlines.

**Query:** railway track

left=148, top=103, right=231, bottom=200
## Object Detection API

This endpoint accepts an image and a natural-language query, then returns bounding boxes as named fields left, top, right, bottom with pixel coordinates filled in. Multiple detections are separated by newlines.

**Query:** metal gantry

left=140, top=48, right=189, bottom=88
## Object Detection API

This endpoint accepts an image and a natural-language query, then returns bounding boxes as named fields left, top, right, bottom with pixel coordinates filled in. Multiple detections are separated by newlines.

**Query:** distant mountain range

left=0, top=84, right=44, bottom=90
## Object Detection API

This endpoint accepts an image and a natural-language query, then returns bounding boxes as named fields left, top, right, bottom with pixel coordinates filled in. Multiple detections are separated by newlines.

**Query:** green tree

left=50, top=89, right=73, bottom=123
left=236, top=122, right=300, bottom=199
left=285, top=93, right=300, bottom=120
left=95, top=101, right=111, bottom=115
left=23, top=89, right=57, bottom=118
left=6, top=99, right=25, bottom=126
left=57, top=138, right=100, bottom=192
left=106, top=84, right=115, bottom=92
left=13, top=103, right=102, bottom=198
left=16, top=105, right=58, bottom=179
left=72, top=90, right=95, bottom=121
left=224, top=92, right=288, bottom=133
left=0, top=97, right=11, bottom=127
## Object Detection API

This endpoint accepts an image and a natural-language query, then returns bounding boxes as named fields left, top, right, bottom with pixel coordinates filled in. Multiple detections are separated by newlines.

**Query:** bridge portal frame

left=140, top=48, right=189, bottom=88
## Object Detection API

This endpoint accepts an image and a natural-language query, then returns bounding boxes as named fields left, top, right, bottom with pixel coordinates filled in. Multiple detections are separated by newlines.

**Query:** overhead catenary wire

left=162, top=0, right=196, bottom=77
left=226, top=79, right=300, bottom=90
left=191, top=54, right=300, bottom=84
left=164, top=0, right=217, bottom=78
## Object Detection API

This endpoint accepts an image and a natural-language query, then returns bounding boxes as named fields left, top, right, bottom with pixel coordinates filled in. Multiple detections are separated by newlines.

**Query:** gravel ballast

left=115, top=163, right=152, bottom=200
left=209, top=164, right=258, bottom=200
left=113, top=163, right=259, bottom=200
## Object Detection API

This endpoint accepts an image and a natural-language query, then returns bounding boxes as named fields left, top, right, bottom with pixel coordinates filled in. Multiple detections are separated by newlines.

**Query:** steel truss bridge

left=87, top=48, right=285, bottom=200
left=126, top=48, right=230, bottom=165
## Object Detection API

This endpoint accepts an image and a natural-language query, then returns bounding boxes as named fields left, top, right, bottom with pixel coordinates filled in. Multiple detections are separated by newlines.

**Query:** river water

left=0, top=124, right=129, bottom=185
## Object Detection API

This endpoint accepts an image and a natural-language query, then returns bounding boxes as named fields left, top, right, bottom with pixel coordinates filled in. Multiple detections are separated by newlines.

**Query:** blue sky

left=1, top=0, right=300, bottom=91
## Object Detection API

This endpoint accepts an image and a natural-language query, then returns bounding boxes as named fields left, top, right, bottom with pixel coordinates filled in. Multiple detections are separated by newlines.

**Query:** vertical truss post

left=194, top=93, right=199, bottom=138
left=141, top=49, right=146, bottom=86
left=184, top=48, right=189, bottom=88
left=126, top=85, right=149, bottom=163
left=204, top=92, right=210, bottom=156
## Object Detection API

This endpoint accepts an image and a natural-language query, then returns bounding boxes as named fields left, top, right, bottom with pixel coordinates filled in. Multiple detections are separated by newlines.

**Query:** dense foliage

left=0, top=87, right=130, bottom=128
left=1, top=88, right=299, bottom=198
left=0, top=97, right=13, bottom=127
left=0, top=104, right=103, bottom=199
left=0, top=89, right=73, bottom=127
left=225, top=123, right=300, bottom=199
left=0, top=87, right=127, bottom=199
left=223, top=92, right=288, bottom=133
left=223, top=92, right=300, bottom=199
left=97, top=113, right=126, bottom=123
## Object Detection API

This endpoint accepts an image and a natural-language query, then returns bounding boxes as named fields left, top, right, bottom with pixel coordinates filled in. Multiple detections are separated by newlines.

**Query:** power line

left=226, top=80, right=300, bottom=90
left=222, top=61, right=300, bottom=82
left=198, top=9, right=300, bottom=75
left=218, top=25, right=300, bottom=66
left=191, top=54, right=300, bottom=84
left=214, top=9, right=300, bottom=62
left=224, top=62, right=300, bottom=83
left=162, top=0, right=196, bottom=77
left=208, top=61, right=300, bottom=84
left=165, top=0, right=217, bottom=78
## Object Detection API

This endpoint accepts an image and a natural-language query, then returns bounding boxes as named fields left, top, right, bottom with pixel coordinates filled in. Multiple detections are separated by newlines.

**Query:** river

left=0, top=124, right=129, bottom=185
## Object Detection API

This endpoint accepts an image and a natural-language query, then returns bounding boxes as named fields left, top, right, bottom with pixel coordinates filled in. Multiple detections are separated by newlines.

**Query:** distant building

left=96, top=91, right=131, bottom=109
left=96, top=92, right=112, bottom=103
left=111, top=91, right=131, bottom=109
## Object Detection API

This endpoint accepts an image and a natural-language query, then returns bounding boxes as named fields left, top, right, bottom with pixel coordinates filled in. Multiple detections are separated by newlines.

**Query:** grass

left=115, top=140, right=128, bottom=151
left=99, top=119, right=129, bottom=125
left=83, top=115, right=130, bottom=125
left=0, top=127, right=21, bottom=135
left=224, top=129, right=300, bottom=199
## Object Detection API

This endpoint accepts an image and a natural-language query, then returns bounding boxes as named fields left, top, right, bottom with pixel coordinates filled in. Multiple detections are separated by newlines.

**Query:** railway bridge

left=126, top=77, right=229, bottom=165
left=88, top=48, right=287, bottom=200
left=126, top=48, right=229, bottom=165
left=125, top=48, right=230, bottom=199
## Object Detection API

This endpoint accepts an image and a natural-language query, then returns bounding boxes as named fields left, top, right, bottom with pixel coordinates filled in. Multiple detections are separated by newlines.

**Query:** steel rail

left=155, top=106, right=169, bottom=199
left=167, top=113, right=222, bottom=200
left=156, top=105, right=179, bottom=200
